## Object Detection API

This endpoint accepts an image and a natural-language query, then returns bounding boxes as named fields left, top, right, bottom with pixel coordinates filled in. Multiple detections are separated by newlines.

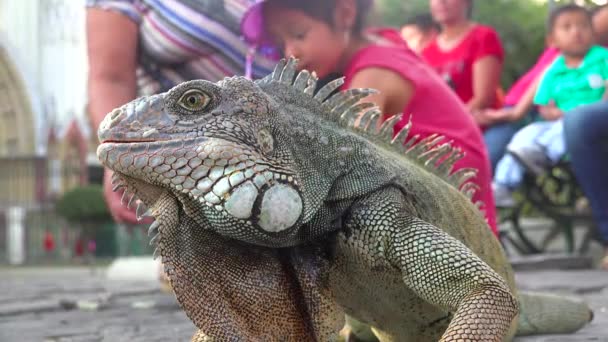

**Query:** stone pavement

left=1, top=265, right=608, bottom=341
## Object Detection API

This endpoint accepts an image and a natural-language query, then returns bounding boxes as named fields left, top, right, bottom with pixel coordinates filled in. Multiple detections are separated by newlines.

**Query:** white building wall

left=0, top=0, right=89, bottom=154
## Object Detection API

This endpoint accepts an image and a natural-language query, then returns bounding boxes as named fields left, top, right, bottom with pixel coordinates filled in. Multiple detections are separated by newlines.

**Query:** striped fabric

left=86, top=0, right=275, bottom=96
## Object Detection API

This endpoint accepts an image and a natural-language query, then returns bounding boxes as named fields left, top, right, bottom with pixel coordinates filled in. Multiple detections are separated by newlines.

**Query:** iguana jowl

left=97, top=57, right=592, bottom=341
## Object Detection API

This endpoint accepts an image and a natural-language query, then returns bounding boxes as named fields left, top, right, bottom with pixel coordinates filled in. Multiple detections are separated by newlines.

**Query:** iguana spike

left=436, top=149, right=464, bottom=176
left=403, top=134, right=420, bottom=151
left=254, top=74, right=272, bottom=85
left=366, top=112, right=381, bottom=133
left=406, top=134, right=444, bottom=158
left=330, top=92, right=373, bottom=117
left=449, top=167, right=477, bottom=188
left=358, top=107, right=381, bottom=131
left=461, top=182, right=479, bottom=199
left=379, top=114, right=402, bottom=142
left=304, top=71, right=318, bottom=95
left=148, top=220, right=160, bottom=237
left=421, top=144, right=453, bottom=168
left=127, top=194, right=137, bottom=209
left=136, top=201, right=147, bottom=221
left=149, top=232, right=160, bottom=246
left=280, top=57, right=298, bottom=84
left=325, top=88, right=377, bottom=111
left=271, top=58, right=287, bottom=81
left=314, top=77, right=345, bottom=102
left=339, top=102, right=375, bottom=122
left=121, top=190, right=130, bottom=206
left=391, top=117, right=412, bottom=145
left=292, top=70, right=311, bottom=91
left=112, top=183, right=125, bottom=192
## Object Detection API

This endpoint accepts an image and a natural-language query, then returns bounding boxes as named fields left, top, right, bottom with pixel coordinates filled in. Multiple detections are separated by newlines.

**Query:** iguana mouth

left=111, top=172, right=173, bottom=259
left=111, top=173, right=166, bottom=220
left=100, top=139, right=158, bottom=144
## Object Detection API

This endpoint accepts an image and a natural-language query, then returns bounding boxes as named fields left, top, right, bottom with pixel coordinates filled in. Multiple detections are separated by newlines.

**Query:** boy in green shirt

left=494, top=4, right=608, bottom=206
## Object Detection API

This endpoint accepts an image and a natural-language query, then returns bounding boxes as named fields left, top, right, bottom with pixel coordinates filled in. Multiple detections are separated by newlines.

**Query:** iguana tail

left=516, top=291, right=593, bottom=336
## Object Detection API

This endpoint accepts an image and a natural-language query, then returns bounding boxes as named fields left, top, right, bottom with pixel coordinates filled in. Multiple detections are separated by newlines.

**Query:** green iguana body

left=97, top=58, right=591, bottom=341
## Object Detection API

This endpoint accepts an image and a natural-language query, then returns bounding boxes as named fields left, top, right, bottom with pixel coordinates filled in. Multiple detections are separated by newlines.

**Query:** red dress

left=422, top=25, right=504, bottom=108
left=342, top=29, right=498, bottom=234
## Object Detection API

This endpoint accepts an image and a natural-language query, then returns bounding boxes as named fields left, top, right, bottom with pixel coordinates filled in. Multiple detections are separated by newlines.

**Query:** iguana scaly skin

left=97, top=58, right=592, bottom=341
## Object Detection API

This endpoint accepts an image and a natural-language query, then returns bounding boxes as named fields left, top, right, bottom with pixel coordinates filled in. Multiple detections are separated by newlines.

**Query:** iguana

left=97, top=57, right=592, bottom=341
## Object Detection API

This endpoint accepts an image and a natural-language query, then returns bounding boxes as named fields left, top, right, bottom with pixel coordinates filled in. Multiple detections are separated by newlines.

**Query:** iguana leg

left=345, top=188, right=519, bottom=341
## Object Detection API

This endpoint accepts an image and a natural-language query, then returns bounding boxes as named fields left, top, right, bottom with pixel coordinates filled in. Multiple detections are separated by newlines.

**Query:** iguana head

left=97, top=58, right=378, bottom=247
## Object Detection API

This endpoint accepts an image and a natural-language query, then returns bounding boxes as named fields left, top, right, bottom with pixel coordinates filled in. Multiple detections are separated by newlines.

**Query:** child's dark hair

left=404, top=13, right=440, bottom=33
left=547, top=4, right=591, bottom=32
left=265, top=0, right=373, bottom=35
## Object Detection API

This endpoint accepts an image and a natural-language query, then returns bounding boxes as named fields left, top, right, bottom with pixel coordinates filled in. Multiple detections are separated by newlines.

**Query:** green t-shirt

left=534, top=45, right=608, bottom=112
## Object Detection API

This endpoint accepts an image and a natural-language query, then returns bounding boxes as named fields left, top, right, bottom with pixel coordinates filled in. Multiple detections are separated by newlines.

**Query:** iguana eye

left=178, top=89, right=211, bottom=111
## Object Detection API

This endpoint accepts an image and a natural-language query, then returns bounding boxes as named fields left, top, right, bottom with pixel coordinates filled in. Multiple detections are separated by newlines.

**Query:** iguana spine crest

left=257, top=57, right=479, bottom=200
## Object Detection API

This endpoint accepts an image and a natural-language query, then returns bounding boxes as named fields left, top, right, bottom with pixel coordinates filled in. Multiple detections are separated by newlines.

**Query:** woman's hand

left=471, top=108, right=512, bottom=126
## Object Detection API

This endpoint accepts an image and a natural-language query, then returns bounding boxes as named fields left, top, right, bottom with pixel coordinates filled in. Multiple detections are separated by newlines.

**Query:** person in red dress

left=422, top=0, right=504, bottom=114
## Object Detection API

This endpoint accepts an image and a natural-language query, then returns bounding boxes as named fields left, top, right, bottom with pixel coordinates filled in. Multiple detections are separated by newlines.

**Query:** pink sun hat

left=240, top=1, right=280, bottom=78
left=241, top=1, right=273, bottom=47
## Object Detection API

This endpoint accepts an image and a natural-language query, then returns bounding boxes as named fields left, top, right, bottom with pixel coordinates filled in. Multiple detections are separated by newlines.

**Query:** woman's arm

left=467, top=55, right=501, bottom=112
left=87, top=7, right=140, bottom=223
left=348, top=67, right=415, bottom=127
left=87, top=8, right=138, bottom=130
left=506, top=73, right=541, bottom=121
left=472, top=69, right=544, bottom=126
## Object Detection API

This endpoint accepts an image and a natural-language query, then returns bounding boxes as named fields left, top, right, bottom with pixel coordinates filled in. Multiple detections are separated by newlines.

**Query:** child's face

left=265, top=5, right=348, bottom=78
left=550, top=11, right=594, bottom=57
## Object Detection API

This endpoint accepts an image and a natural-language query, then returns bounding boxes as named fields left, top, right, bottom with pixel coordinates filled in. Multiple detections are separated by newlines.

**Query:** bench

left=498, top=159, right=598, bottom=255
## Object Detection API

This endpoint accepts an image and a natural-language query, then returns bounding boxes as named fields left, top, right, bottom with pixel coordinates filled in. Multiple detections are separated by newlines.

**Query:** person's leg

left=483, top=122, right=520, bottom=173
left=563, top=102, right=608, bottom=258
left=492, top=121, right=557, bottom=207
left=494, top=122, right=554, bottom=188
left=534, top=118, right=566, bottom=163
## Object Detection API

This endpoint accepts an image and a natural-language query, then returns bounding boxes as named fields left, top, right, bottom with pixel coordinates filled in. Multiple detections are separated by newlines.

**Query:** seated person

left=567, top=5, right=608, bottom=269
left=422, top=0, right=504, bottom=113
left=493, top=4, right=608, bottom=207
left=400, top=13, right=440, bottom=54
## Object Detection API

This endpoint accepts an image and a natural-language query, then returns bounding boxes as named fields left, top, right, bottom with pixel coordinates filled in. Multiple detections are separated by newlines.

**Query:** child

left=241, top=0, right=498, bottom=233
left=400, top=13, right=440, bottom=54
left=493, top=4, right=608, bottom=206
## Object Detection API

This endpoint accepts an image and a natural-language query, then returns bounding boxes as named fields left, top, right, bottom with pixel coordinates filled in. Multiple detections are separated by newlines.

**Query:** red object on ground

left=75, top=238, right=84, bottom=257
left=43, top=231, right=55, bottom=252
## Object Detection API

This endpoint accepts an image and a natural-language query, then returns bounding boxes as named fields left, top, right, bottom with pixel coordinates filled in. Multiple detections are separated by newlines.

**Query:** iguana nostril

left=110, top=108, right=122, bottom=120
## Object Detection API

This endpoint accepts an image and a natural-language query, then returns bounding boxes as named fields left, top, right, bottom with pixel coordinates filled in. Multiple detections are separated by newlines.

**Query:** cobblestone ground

left=1, top=266, right=608, bottom=341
